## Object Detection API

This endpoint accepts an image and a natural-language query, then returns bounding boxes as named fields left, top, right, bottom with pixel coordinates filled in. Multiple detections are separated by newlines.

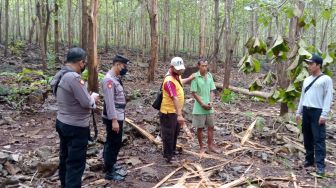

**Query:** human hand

left=201, top=103, right=212, bottom=111
left=319, top=117, right=326, bottom=125
left=295, top=115, right=301, bottom=125
left=177, top=114, right=185, bottom=124
left=91, top=92, right=100, bottom=101
left=112, top=120, right=120, bottom=133
left=189, top=73, right=195, bottom=80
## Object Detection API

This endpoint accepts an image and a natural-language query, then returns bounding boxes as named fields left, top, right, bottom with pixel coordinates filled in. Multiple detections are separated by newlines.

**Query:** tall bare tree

left=16, top=0, right=21, bottom=40
left=4, top=0, right=9, bottom=57
left=54, top=0, right=60, bottom=64
left=36, top=0, right=51, bottom=69
left=223, top=0, right=234, bottom=88
left=163, top=0, right=169, bottom=62
left=0, top=0, right=3, bottom=43
left=147, top=0, right=158, bottom=83
left=81, top=0, right=88, bottom=51
left=67, top=0, right=72, bottom=47
left=199, top=0, right=206, bottom=57
left=87, top=0, right=99, bottom=92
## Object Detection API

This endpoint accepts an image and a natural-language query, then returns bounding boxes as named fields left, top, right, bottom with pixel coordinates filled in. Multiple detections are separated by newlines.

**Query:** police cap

left=113, top=54, right=131, bottom=65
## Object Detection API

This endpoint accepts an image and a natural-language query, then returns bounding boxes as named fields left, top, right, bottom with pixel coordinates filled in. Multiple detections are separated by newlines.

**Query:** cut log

left=215, top=82, right=273, bottom=99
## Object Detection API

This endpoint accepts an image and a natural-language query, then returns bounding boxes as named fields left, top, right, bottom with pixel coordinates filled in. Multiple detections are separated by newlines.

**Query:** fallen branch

left=291, top=172, right=298, bottom=188
left=283, top=136, right=336, bottom=166
left=241, top=119, right=257, bottom=145
left=215, top=82, right=273, bottom=99
left=218, top=176, right=249, bottom=188
left=152, top=166, right=183, bottom=188
left=128, top=162, right=155, bottom=172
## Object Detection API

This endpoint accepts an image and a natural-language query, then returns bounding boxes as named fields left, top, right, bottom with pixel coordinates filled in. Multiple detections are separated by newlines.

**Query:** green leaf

left=323, top=53, right=334, bottom=67
left=268, top=35, right=289, bottom=57
left=284, top=7, right=295, bottom=18
left=294, top=68, right=309, bottom=83
left=248, top=78, right=263, bottom=91
left=262, top=71, right=276, bottom=85
left=287, top=55, right=300, bottom=71
left=321, top=9, right=332, bottom=20
left=310, top=18, right=316, bottom=27
left=298, top=47, right=311, bottom=57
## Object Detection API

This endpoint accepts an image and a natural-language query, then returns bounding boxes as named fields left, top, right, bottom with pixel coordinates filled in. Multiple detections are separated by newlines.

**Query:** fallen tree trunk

left=215, top=82, right=273, bottom=99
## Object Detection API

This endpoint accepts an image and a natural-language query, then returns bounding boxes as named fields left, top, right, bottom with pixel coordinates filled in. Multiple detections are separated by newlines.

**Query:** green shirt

left=190, top=71, right=216, bottom=114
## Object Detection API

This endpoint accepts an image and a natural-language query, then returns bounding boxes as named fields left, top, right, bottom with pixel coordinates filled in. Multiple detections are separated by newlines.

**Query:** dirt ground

left=0, top=45, right=335, bottom=187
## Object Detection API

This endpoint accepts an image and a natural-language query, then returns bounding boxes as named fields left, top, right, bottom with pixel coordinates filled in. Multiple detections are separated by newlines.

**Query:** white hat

left=170, top=57, right=185, bottom=70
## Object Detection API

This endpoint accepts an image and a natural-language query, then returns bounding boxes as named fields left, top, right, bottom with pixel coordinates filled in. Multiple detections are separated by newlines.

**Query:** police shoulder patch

left=107, top=80, right=113, bottom=89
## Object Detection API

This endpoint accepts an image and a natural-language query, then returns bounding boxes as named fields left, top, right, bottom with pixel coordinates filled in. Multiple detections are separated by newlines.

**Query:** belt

left=115, top=103, right=126, bottom=109
left=303, top=106, right=322, bottom=110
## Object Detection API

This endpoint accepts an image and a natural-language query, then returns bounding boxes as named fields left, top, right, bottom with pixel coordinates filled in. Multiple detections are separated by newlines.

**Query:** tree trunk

left=174, top=1, right=180, bottom=54
left=81, top=0, right=88, bottom=52
left=4, top=0, right=9, bottom=56
left=320, top=0, right=334, bottom=52
left=87, top=0, right=99, bottom=92
left=199, top=0, right=206, bottom=57
left=0, top=0, right=3, bottom=43
left=140, top=1, right=146, bottom=61
left=67, top=0, right=72, bottom=47
left=223, top=0, right=233, bottom=89
left=146, top=0, right=158, bottom=83
left=16, top=0, right=21, bottom=40
left=54, top=0, right=60, bottom=64
left=104, top=0, right=108, bottom=52
left=163, top=0, right=169, bottom=62
left=211, top=0, right=220, bottom=73
left=36, top=0, right=51, bottom=69
left=278, top=0, right=305, bottom=116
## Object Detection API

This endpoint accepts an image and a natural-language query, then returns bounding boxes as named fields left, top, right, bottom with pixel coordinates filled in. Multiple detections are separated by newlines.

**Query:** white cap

left=170, top=57, right=185, bottom=70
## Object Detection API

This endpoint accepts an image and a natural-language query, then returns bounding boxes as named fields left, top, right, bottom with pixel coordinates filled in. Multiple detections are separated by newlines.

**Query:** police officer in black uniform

left=102, top=55, right=130, bottom=181
left=50, top=47, right=99, bottom=187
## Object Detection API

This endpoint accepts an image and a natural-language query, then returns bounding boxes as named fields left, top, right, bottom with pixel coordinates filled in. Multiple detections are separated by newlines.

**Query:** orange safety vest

left=160, top=75, right=184, bottom=114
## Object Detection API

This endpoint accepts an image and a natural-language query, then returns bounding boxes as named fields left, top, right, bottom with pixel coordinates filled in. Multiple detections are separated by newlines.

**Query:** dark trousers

left=103, top=118, right=123, bottom=172
left=56, top=119, right=89, bottom=188
left=160, top=113, right=180, bottom=159
left=302, top=106, right=326, bottom=170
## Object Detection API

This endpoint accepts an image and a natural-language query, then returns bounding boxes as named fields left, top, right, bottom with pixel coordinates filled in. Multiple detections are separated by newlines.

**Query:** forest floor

left=0, top=45, right=335, bottom=188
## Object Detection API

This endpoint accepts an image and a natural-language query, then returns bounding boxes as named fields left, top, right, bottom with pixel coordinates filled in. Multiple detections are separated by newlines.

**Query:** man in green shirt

left=191, top=58, right=220, bottom=154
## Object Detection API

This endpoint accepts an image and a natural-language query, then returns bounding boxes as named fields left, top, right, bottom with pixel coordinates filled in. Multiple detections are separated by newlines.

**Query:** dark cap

left=66, top=47, right=86, bottom=62
left=304, top=54, right=323, bottom=65
left=113, top=54, right=131, bottom=65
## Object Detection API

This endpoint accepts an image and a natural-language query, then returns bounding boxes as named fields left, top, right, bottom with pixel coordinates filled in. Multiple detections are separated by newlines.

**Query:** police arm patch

left=107, top=80, right=113, bottom=89
left=80, top=79, right=85, bottom=85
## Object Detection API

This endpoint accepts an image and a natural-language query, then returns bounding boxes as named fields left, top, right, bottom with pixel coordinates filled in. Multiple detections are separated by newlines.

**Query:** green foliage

left=256, top=117, right=266, bottom=132
left=245, top=37, right=267, bottom=55
left=81, top=69, right=105, bottom=82
left=267, top=35, right=289, bottom=58
left=238, top=55, right=261, bottom=74
left=248, top=78, right=263, bottom=91
left=262, top=71, right=277, bottom=86
left=321, top=8, right=332, bottom=20
left=244, top=111, right=255, bottom=121
left=47, top=51, right=56, bottom=69
left=9, top=40, right=25, bottom=56
left=221, top=89, right=237, bottom=104
left=0, top=68, right=50, bottom=108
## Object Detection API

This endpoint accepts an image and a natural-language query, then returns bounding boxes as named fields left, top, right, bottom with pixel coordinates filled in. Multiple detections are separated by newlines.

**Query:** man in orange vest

left=160, top=57, right=194, bottom=163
